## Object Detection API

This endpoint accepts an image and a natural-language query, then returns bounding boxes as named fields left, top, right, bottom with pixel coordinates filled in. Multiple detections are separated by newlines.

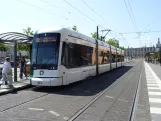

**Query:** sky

left=0, top=0, right=161, bottom=48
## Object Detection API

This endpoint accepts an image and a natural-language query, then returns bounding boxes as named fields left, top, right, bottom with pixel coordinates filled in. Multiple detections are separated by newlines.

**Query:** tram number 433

left=37, top=81, right=42, bottom=84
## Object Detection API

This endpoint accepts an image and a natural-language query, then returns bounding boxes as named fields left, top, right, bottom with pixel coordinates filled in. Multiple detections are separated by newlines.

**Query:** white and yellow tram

left=30, top=27, right=125, bottom=86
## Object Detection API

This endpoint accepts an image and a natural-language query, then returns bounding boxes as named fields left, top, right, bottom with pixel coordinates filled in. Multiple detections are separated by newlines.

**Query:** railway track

left=129, top=62, right=143, bottom=121
left=66, top=60, right=142, bottom=121
left=67, top=61, right=142, bottom=121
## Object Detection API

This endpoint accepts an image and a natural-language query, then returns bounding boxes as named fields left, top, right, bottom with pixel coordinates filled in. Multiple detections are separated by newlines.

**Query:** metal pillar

left=116, top=47, right=117, bottom=68
left=121, top=50, right=122, bottom=66
left=29, top=44, right=32, bottom=62
left=110, top=46, right=112, bottom=70
left=96, top=26, right=99, bottom=75
left=14, top=41, right=17, bottom=82
left=160, top=46, right=161, bottom=66
left=19, top=52, right=21, bottom=62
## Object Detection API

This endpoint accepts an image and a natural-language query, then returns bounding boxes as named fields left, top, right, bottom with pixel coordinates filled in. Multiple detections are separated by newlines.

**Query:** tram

left=30, top=27, right=125, bottom=86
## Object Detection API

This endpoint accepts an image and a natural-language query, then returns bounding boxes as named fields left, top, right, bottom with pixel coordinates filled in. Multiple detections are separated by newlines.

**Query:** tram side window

left=61, top=42, right=95, bottom=68
left=112, top=54, right=116, bottom=62
left=117, top=55, right=120, bottom=62
left=122, top=56, right=124, bottom=61
left=98, top=48, right=109, bottom=65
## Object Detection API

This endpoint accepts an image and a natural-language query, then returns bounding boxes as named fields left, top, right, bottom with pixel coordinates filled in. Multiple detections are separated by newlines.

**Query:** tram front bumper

left=31, top=77, right=62, bottom=86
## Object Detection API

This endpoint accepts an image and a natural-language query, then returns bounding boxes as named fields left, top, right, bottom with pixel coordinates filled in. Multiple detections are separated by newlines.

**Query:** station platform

left=141, top=62, right=161, bottom=121
left=0, top=68, right=31, bottom=95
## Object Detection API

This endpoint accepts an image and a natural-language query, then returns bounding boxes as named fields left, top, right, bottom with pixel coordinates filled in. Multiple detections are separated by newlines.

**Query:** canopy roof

left=0, top=32, right=33, bottom=44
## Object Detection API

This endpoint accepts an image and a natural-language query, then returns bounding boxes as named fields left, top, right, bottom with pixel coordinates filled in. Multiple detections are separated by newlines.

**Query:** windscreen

left=32, top=33, right=60, bottom=69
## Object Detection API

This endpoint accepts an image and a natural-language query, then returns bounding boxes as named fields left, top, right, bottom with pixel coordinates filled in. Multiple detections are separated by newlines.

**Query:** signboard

left=36, top=37, right=56, bottom=43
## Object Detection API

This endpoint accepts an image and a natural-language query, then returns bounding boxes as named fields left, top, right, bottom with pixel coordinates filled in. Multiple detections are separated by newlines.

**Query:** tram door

left=81, top=46, right=90, bottom=79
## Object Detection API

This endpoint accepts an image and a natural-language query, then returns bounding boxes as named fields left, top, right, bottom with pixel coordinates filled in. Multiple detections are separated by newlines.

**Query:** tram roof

left=0, top=32, right=33, bottom=45
left=37, top=27, right=114, bottom=48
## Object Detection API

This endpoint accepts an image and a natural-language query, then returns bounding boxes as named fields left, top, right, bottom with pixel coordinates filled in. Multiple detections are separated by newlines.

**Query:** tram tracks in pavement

left=0, top=93, right=49, bottom=113
left=67, top=61, right=141, bottom=121
left=129, top=61, right=143, bottom=121
left=0, top=86, right=65, bottom=113
left=0, top=83, right=80, bottom=113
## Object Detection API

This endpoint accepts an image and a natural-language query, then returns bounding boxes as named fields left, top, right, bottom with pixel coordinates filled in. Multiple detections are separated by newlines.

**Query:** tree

left=23, top=27, right=34, bottom=36
left=0, top=43, right=8, bottom=51
left=17, top=27, right=34, bottom=57
left=91, top=32, right=102, bottom=40
left=72, top=25, right=78, bottom=32
left=119, top=46, right=125, bottom=50
left=91, top=32, right=106, bottom=41
left=152, top=52, right=159, bottom=59
left=106, top=39, right=117, bottom=47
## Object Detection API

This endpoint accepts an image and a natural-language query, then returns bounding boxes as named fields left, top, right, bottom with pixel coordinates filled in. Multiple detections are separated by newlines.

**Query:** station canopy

left=0, top=32, right=33, bottom=45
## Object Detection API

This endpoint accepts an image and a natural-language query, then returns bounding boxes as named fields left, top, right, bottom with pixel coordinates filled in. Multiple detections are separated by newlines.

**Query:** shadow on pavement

left=33, top=66, right=133, bottom=96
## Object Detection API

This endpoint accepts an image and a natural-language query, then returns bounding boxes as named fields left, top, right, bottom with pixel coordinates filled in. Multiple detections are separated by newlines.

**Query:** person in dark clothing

left=20, top=57, right=28, bottom=80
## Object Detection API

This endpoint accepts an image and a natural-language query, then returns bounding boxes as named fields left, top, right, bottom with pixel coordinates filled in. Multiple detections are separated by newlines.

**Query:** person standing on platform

left=0, top=57, right=12, bottom=86
left=20, top=57, right=28, bottom=80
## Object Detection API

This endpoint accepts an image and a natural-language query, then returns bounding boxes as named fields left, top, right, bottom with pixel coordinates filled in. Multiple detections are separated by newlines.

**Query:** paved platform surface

left=134, top=62, right=151, bottom=121
left=148, top=62, right=161, bottom=80
left=0, top=67, right=30, bottom=95
left=142, top=62, right=161, bottom=121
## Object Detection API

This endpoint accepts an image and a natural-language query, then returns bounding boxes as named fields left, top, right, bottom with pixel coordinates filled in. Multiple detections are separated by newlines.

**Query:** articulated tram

left=30, top=27, right=125, bottom=86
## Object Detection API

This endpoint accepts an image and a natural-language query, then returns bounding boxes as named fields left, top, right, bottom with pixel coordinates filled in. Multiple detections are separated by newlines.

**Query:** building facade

left=124, top=46, right=155, bottom=58
left=156, top=38, right=161, bottom=52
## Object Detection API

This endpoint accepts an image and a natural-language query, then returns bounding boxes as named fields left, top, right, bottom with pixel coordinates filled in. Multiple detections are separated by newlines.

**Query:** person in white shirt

left=0, top=57, right=12, bottom=86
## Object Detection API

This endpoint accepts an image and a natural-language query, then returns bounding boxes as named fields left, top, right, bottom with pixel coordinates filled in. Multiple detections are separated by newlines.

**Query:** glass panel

left=61, top=42, right=95, bottom=68
left=32, top=33, right=60, bottom=69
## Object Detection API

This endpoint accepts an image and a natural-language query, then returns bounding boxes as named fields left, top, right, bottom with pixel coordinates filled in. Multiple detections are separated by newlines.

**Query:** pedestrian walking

left=19, top=57, right=28, bottom=80
left=0, top=57, right=12, bottom=87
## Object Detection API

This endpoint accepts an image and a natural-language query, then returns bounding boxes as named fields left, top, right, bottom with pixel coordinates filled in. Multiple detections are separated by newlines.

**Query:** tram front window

left=32, top=33, right=60, bottom=69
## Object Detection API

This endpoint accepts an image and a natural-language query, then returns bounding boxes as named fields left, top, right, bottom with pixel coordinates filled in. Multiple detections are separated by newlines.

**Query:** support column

left=14, top=41, right=17, bottom=82
left=116, top=47, right=117, bottom=68
left=121, top=50, right=122, bottom=66
left=110, top=46, right=112, bottom=70
left=96, top=26, right=99, bottom=75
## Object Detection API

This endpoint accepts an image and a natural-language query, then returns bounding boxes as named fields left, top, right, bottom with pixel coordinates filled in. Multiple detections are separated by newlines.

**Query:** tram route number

left=37, top=81, right=42, bottom=84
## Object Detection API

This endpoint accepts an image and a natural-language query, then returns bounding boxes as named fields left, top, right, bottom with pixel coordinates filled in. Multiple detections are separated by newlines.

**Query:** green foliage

left=72, top=25, right=78, bottom=32
left=152, top=52, right=159, bottom=59
left=106, top=39, right=121, bottom=48
left=106, top=39, right=117, bottom=47
left=0, top=43, right=8, bottom=51
left=17, top=44, right=30, bottom=52
left=91, top=32, right=103, bottom=40
left=119, top=46, right=125, bottom=50
left=91, top=32, right=97, bottom=39
left=17, top=27, right=34, bottom=56
left=23, top=27, right=34, bottom=36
